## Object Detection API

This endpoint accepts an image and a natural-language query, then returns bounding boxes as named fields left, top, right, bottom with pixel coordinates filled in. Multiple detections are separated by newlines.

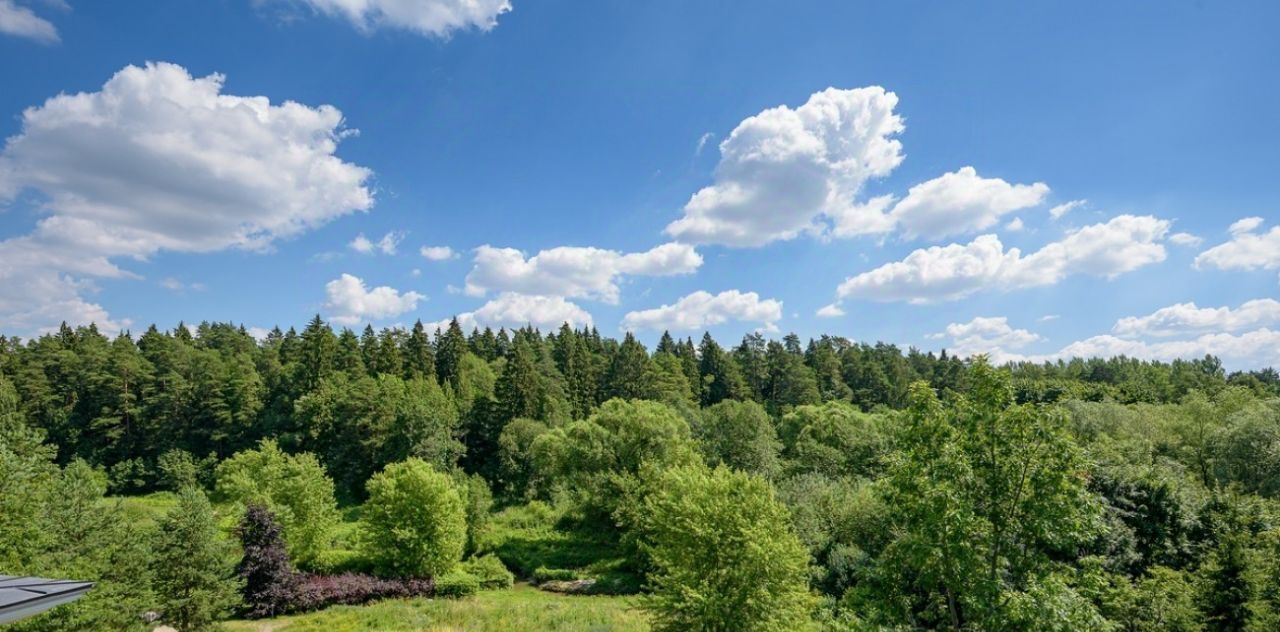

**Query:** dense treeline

left=5, top=316, right=1280, bottom=630
left=2, top=317, right=1275, bottom=495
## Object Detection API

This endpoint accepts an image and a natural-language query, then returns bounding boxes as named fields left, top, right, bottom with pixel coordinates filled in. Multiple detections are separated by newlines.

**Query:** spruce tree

left=403, top=320, right=435, bottom=381
left=435, top=318, right=467, bottom=386
left=605, top=333, right=654, bottom=401
left=152, top=487, right=242, bottom=630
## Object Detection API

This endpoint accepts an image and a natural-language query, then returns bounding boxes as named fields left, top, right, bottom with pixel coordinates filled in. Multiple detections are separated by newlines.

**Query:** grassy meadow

left=222, top=584, right=648, bottom=632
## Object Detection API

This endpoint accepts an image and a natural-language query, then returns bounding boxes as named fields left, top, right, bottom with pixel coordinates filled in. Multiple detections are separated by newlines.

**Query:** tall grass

left=223, top=583, right=649, bottom=631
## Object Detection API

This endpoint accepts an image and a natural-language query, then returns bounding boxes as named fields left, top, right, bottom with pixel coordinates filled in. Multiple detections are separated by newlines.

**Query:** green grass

left=223, top=583, right=649, bottom=632
left=473, top=502, right=641, bottom=594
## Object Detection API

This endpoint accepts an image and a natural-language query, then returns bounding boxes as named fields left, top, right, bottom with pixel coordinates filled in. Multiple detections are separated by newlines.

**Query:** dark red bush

left=292, top=573, right=435, bottom=611
left=236, top=504, right=299, bottom=618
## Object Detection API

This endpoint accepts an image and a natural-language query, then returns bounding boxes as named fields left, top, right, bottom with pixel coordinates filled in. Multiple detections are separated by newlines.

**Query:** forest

left=4, top=316, right=1280, bottom=631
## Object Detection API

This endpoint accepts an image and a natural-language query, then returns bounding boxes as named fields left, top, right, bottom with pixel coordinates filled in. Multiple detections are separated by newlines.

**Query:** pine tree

left=335, top=328, right=365, bottom=375
left=403, top=320, right=436, bottom=381
left=152, top=487, right=242, bottom=630
left=436, top=318, right=467, bottom=386
left=375, top=328, right=403, bottom=376
left=699, top=333, right=745, bottom=406
left=359, top=325, right=379, bottom=375
left=300, top=315, right=336, bottom=390
left=605, top=333, right=653, bottom=401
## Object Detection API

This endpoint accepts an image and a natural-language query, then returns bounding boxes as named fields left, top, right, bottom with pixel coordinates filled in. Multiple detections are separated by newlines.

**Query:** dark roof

left=0, top=575, right=94, bottom=624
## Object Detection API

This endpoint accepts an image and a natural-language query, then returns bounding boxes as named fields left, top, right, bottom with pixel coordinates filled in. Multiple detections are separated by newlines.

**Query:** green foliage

left=435, top=570, right=482, bottom=598
left=859, top=359, right=1101, bottom=629
left=462, top=554, right=515, bottom=589
left=533, top=398, right=701, bottom=523
left=455, top=470, right=494, bottom=555
left=361, top=458, right=467, bottom=578
left=534, top=567, right=580, bottom=582
left=215, top=439, right=340, bottom=564
left=694, top=399, right=781, bottom=477
left=1, top=391, right=156, bottom=631
left=157, top=448, right=217, bottom=491
left=627, top=465, right=815, bottom=631
left=496, top=417, right=550, bottom=501
left=776, top=473, right=888, bottom=595
left=779, top=401, right=893, bottom=478
left=152, top=487, right=242, bottom=631
left=1198, top=529, right=1256, bottom=630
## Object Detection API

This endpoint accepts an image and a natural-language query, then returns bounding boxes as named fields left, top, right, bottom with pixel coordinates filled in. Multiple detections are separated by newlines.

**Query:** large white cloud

left=665, top=87, right=905, bottom=247
left=1194, top=217, right=1280, bottom=272
left=0, top=0, right=57, bottom=43
left=1037, top=329, right=1280, bottom=370
left=930, top=316, right=1042, bottom=362
left=436, top=292, right=593, bottom=332
left=931, top=314, right=1280, bottom=370
left=834, top=214, right=1169, bottom=304
left=888, top=166, right=1048, bottom=240
left=275, top=0, right=511, bottom=37
left=1112, top=298, right=1280, bottom=337
left=622, top=290, right=783, bottom=332
left=0, top=62, right=373, bottom=335
left=464, top=242, right=702, bottom=304
left=324, top=273, right=424, bottom=326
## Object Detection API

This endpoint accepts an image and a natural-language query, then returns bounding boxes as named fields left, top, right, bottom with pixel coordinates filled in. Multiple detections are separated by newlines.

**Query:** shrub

left=462, top=554, right=514, bottom=589
left=235, top=504, right=298, bottom=619
left=292, top=573, right=434, bottom=612
left=434, top=571, right=481, bottom=598
left=215, top=439, right=340, bottom=564
left=362, top=458, right=467, bottom=578
left=533, top=567, right=579, bottom=583
left=304, top=548, right=371, bottom=575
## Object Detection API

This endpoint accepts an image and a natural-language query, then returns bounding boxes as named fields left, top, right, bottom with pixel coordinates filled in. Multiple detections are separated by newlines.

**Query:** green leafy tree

left=862, top=358, right=1100, bottom=629
left=779, top=401, right=892, bottom=478
left=533, top=398, right=701, bottom=523
left=152, top=487, right=242, bottom=631
left=694, top=400, right=781, bottom=477
left=214, top=439, right=339, bottom=564
left=628, top=465, right=815, bottom=631
left=362, top=458, right=467, bottom=578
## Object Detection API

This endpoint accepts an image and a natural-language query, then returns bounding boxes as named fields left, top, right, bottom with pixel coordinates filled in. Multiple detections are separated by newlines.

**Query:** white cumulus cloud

left=464, top=242, right=702, bottom=304
left=274, top=0, right=511, bottom=37
left=324, top=273, right=423, bottom=326
left=888, top=166, right=1048, bottom=240
left=350, top=231, right=403, bottom=255
left=834, top=214, right=1170, bottom=304
left=816, top=303, right=845, bottom=318
left=1168, top=232, right=1202, bottom=247
left=622, top=290, right=783, bottom=332
left=1195, top=217, right=1280, bottom=272
left=1113, top=298, right=1280, bottom=337
left=1037, top=329, right=1280, bottom=370
left=436, top=292, right=592, bottom=332
left=0, top=62, right=373, bottom=335
left=1049, top=199, right=1086, bottom=220
left=932, top=316, right=1042, bottom=363
left=0, top=0, right=58, bottom=43
left=420, top=245, right=457, bottom=261
left=665, top=87, right=905, bottom=247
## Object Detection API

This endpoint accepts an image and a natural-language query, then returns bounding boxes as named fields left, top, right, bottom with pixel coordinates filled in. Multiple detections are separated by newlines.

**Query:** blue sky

left=1, top=1, right=1278, bottom=367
